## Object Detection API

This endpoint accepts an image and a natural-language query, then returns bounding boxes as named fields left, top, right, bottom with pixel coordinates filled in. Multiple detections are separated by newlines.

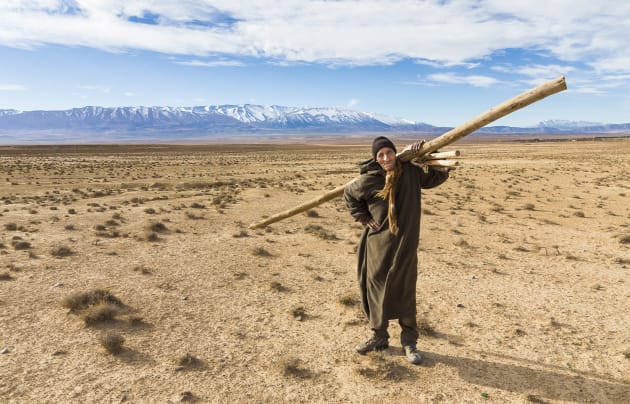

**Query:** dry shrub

left=99, top=332, right=125, bottom=354
left=619, top=234, right=630, bottom=245
left=177, top=353, right=204, bottom=370
left=305, top=209, right=319, bottom=218
left=82, top=303, right=121, bottom=325
left=304, top=224, right=338, bottom=240
left=280, top=358, right=313, bottom=379
left=62, top=289, right=123, bottom=312
left=147, top=222, right=168, bottom=233
left=0, top=272, right=14, bottom=281
left=12, top=240, right=32, bottom=250
left=252, top=246, right=272, bottom=257
left=270, top=281, right=288, bottom=292
left=523, top=203, right=536, bottom=211
left=453, top=238, right=471, bottom=248
left=337, top=292, right=359, bottom=307
left=145, top=232, right=160, bottom=242
left=51, top=245, right=74, bottom=257
left=418, top=317, right=436, bottom=337
left=4, top=222, right=17, bottom=231
left=133, top=265, right=152, bottom=275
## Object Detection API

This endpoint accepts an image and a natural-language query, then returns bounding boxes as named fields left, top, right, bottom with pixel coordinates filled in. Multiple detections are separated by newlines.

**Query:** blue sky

left=1, top=1, right=629, bottom=127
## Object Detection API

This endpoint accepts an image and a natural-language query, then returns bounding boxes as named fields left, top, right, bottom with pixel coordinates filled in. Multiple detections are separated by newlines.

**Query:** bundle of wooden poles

left=412, top=149, right=461, bottom=171
left=248, top=76, right=567, bottom=230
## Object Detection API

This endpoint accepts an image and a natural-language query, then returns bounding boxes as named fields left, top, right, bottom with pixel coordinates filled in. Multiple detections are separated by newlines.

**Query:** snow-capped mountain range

left=0, top=104, right=628, bottom=143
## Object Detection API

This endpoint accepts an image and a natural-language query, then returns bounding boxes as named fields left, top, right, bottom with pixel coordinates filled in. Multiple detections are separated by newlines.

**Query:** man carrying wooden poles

left=249, top=76, right=567, bottom=365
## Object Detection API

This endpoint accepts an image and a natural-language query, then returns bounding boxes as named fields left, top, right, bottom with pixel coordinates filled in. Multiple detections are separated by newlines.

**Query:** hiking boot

left=403, top=345, right=422, bottom=365
left=355, top=336, right=389, bottom=354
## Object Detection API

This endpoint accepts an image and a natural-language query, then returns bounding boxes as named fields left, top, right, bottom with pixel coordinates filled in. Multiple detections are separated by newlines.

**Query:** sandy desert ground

left=0, top=138, right=628, bottom=403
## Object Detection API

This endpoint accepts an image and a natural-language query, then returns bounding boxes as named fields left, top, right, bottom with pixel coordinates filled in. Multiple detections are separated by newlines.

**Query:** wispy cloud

left=427, top=73, right=499, bottom=87
left=347, top=98, right=360, bottom=108
left=0, top=84, right=25, bottom=91
left=0, top=1, right=628, bottom=71
left=175, top=59, right=245, bottom=67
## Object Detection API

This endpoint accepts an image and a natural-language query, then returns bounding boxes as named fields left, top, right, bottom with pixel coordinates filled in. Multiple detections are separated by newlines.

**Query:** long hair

left=375, top=159, right=402, bottom=235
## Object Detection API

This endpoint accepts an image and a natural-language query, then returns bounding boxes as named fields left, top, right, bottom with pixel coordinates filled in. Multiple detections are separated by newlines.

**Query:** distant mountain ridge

left=0, top=105, right=628, bottom=143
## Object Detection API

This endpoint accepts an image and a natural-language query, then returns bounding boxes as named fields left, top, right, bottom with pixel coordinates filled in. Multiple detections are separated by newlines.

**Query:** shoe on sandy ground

left=355, top=336, right=389, bottom=354
left=403, top=345, right=422, bottom=365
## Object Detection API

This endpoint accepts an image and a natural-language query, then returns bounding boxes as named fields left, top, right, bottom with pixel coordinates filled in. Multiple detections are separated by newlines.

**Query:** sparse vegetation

left=252, top=246, right=272, bottom=257
left=176, top=353, right=204, bottom=370
left=51, top=245, right=74, bottom=258
left=99, top=332, right=125, bottom=354
left=280, top=358, right=313, bottom=379
left=2, top=142, right=629, bottom=403
left=62, top=289, right=123, bottom=312
left=337, top=292, right=359, bottom=307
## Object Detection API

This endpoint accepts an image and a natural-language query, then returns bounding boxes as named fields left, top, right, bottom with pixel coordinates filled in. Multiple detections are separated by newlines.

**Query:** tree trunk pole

left=248, top=76, right=567, bottom=229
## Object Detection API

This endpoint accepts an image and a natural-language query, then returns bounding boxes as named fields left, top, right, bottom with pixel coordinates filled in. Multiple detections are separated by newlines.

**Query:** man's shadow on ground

left=420, top=350, right=629, bottom=403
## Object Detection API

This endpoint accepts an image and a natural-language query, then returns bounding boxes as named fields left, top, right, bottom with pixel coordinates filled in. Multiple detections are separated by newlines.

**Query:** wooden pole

left=248, top=76, right=567, bottom=229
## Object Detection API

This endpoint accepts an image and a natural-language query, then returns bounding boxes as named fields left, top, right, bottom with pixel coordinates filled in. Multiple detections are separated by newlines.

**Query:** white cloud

left=427, top=73, right=499, bottom=87
left=0, top=0, right=629, bottom=75
left=124, top=91, right=135, bottom=97
left=0, top=84, right=25, bottom=91
left=176, top=59, right=245, bottom=67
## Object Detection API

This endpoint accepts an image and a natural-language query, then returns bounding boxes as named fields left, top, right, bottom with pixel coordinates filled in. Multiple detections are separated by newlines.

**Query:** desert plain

left=0, top=138, right=628, bottom=403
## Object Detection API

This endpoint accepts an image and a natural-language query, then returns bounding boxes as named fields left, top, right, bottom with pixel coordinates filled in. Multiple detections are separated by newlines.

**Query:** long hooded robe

left=344, top=159, right=449, bottom=333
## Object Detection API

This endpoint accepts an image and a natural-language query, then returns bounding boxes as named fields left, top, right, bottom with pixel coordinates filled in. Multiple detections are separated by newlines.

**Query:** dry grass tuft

left=418, top=317, right=437, bottom=337
left=12, top=240, right=32, bottom=250
left=453, top=238, right=471, bottom=248
left=147, top=221, right=168, bottom=233
left=99, top=332, right=125, bottom=354
left=252, top=246, right=272, bottom=257
left=280, top=358, right=313, bottom=379
left=304, top=224, right=338, bottom=240
left=0, top=271, right=14, bottom=281
left=270, top=281, right=289, bottom=292
left=305, top=209, right=319, bottom=218
left=232, top=230, right=249, bottom=238
left=619, top=234, right=630, bottom=245
left=337, top=292, right=359, bottom=307
left=133, top=265, right=152, bottom=275
left=82, top=303, right=121, bottom=325
left=51, top=245, right=74, bottom=258
left=62, top=289, right=123, bottom=312
left=176, top=353, right=205, bottom=370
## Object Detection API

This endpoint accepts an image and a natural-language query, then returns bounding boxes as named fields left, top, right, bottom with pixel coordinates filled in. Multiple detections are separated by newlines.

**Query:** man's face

left=376, top=147, right=396, bottom=171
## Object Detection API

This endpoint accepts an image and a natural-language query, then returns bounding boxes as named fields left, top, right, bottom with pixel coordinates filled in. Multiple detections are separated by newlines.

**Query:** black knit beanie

left=372, top=136, right=396, bottom=159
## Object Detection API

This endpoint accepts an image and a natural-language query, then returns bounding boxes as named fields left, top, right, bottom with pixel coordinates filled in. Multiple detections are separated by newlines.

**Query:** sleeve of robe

left=344, top=177, right=371, bottom=223
left=419, top=167, right=449, bottom=189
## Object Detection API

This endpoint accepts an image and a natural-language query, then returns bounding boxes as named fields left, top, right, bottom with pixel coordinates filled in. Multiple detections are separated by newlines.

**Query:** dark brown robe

left=344, top=159, right=448, bottom=332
